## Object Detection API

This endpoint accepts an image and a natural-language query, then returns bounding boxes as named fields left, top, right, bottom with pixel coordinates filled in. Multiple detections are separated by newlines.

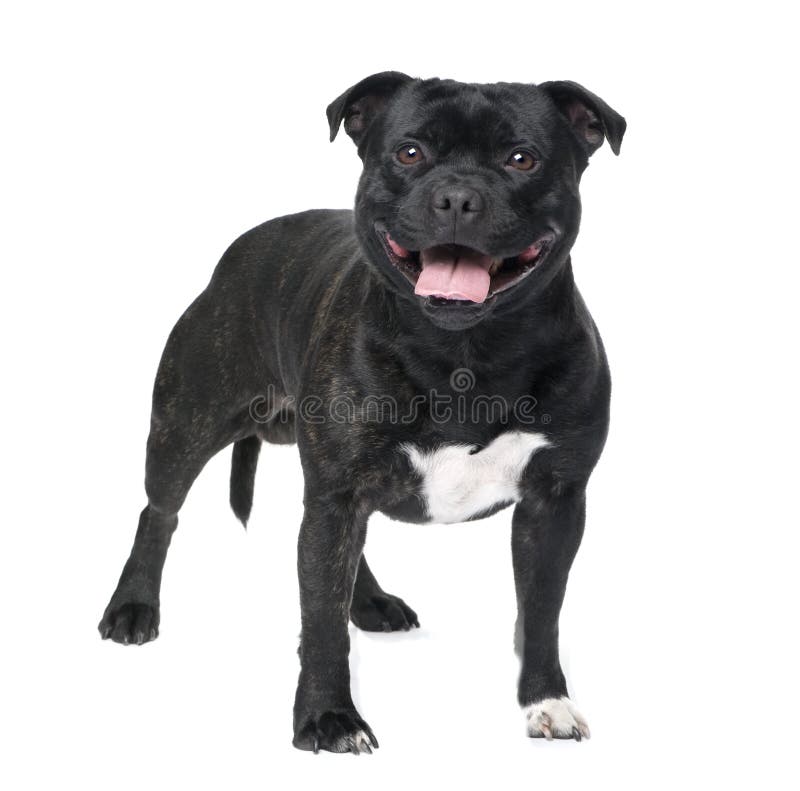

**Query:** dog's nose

left=431, top=185, right=484, bottom=221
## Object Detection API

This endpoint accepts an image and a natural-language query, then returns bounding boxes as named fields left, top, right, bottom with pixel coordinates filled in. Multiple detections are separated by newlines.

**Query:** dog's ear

left=327, top=71, right=413, bottom=149
left=539, top=80, right=626, bottom=156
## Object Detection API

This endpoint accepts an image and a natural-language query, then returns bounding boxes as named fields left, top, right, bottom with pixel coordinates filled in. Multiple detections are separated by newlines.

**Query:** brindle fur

left=99, top=73, right=625, bottom=753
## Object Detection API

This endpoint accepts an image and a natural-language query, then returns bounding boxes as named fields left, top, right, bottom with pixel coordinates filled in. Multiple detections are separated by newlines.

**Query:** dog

left=99, top=72, right=625, bottom=753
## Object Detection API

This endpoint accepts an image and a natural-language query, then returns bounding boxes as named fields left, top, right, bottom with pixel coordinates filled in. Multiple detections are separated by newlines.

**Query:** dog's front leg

left=512, top=484, right=592, bottom=741
left=292, top=492, right=378, bottom=754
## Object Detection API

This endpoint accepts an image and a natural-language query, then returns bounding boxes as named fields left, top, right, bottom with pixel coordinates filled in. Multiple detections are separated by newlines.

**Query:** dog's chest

left=400, top=430, right=550, bottom=524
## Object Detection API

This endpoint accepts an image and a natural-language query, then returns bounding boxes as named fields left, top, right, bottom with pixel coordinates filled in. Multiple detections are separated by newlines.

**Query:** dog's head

left=328, top=73, right=625, bottom=330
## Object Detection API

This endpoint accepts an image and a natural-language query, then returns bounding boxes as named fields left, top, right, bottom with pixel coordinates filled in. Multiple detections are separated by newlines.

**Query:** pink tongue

left=414, top=246, right=493, bottom=303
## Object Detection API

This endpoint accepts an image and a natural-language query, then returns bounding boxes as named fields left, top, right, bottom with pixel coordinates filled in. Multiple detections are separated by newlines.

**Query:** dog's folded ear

left=327, top=71, right=413, bottom=150
left=538, top=81, right=626, bottom=157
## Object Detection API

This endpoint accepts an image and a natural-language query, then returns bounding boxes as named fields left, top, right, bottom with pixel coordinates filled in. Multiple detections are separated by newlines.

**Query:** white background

left=2, top=2, right=798, bottom=788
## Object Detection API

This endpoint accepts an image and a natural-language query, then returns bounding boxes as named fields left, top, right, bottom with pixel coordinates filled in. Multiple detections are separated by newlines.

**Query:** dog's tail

left=230, top=436, right=261, bottom=527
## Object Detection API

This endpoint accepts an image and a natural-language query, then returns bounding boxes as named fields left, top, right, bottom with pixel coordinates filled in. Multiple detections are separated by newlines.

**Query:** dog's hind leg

left=97, top=414, right=237, bottom=644
left=99, top=292, right=257, bottom=645
left=350, top=555, right=419, bottom=632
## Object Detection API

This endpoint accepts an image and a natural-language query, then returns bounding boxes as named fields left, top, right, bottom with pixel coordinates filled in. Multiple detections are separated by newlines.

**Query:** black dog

left=99, top=72, right=625, bottom=753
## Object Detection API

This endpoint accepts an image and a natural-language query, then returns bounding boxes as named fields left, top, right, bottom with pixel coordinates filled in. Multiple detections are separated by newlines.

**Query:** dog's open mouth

left=377, top=228, right=555, bottom=305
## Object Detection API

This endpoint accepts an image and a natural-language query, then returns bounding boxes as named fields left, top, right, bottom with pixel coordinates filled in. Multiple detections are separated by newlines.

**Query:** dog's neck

left=359, top=257, right=581, bottom=376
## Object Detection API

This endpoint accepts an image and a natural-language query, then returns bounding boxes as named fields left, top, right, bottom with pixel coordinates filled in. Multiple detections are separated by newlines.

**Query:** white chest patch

left=401, top=430, right=550, bottom=524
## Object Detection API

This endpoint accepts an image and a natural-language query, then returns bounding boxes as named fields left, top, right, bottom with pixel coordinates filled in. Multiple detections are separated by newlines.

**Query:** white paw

left=524, top=696, right=591, bottom=741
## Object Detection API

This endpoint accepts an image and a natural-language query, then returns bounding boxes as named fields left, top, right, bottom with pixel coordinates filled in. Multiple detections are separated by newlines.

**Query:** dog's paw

left=293, top=710, right=378, bottom=754
left=98, top=602, right=159, bottom=645
left=524, top=697, right=591, bottom=741
left=350, top=592, right=419, bottom=632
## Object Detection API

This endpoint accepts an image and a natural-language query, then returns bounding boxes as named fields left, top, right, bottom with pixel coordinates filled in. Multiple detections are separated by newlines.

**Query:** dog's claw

left=364, top=727, right=379, bottom=750
left=98, top=602, right=160, bottom=646
left=572, top=726, right=582, bottom=742
left=295, top=712, right=377, bottom=755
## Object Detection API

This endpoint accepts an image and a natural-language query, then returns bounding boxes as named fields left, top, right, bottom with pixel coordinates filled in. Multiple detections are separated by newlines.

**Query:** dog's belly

left=397, top=430, right=550, bottom=524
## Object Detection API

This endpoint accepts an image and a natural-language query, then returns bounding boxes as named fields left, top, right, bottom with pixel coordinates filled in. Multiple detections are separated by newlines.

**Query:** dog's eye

left=506, top=150, right=538, bottom=171
left=397, top=145, right=425, bottom=165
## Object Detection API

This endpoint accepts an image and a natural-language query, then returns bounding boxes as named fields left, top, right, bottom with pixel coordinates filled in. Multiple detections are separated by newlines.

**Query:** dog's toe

left=350, top=593, right=419, bottom=632
left=98, top=602, right=159, bottom=645
left=524, top=697, right=590, bottom=741
left=293, top=711, right=378, bottom=754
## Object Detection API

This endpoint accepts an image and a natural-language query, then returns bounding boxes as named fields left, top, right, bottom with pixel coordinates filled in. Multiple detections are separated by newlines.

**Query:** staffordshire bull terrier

left=99, top=72, right=626, bottom=753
